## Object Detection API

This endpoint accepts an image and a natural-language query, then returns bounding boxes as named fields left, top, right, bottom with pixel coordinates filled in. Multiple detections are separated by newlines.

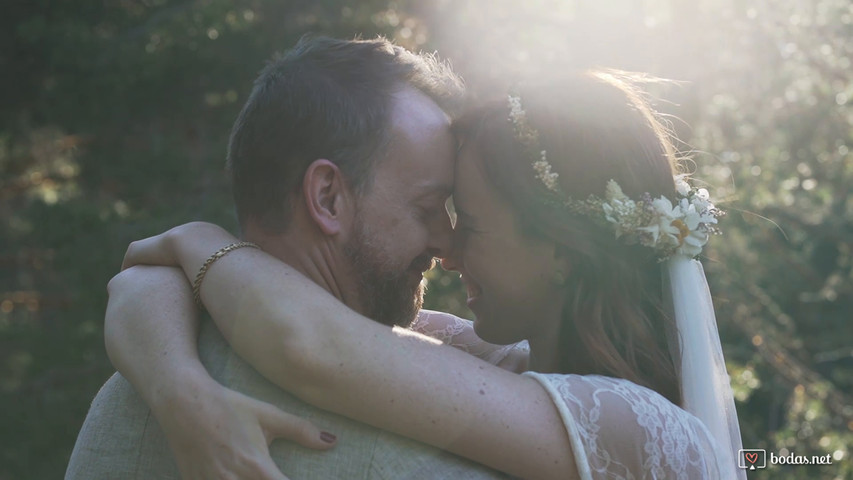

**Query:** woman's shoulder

left=521, top=371, right=711, bottom=435
left=523, top=372, right=682, bottom=411
left=522, top=372, right=723, bottom=479
left=522, top=372, right=638, bottom=399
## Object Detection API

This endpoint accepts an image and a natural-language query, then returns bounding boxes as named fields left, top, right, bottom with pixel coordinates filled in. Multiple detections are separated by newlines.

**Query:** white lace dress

left=412, top=310, right=726, bottom=480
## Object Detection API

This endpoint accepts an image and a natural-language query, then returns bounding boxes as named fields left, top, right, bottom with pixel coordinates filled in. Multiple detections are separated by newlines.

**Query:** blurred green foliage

left=1, top=1, right=851, bottom=478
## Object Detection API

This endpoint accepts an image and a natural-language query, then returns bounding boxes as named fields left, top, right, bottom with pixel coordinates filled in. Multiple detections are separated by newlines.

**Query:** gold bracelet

left=192, top=241, right=260, bottom=309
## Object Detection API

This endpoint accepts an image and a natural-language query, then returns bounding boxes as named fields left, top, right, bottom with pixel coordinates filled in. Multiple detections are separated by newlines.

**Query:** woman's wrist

left=146, top=361, right=220, bottom=416
left=168, top=222, right=238, bottom=281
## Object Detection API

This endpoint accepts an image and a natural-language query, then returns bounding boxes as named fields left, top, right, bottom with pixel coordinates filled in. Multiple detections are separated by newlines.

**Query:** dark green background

left=2, top=1, right=851, bottom=478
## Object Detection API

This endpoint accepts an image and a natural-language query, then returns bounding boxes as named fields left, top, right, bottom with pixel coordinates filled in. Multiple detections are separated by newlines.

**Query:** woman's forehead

left=452, top=146, right=494, bottom=209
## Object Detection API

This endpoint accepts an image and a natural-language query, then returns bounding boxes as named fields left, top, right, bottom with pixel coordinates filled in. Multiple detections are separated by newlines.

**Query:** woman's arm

left=104, top=266, right=203, bottom=412
left=126, top=222, right=577, bottom=480
left=104, top=265, right=335, bottom=480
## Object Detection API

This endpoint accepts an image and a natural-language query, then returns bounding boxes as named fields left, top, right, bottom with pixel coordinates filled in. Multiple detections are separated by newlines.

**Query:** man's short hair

left=227, top=36, right=465, bottom=232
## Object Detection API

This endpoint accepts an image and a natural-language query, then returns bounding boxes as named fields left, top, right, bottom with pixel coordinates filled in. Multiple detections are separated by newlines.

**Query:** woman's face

left=441, top=143, right=568, bottom=345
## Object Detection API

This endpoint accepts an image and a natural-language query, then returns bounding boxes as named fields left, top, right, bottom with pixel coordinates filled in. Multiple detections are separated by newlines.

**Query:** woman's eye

left=454, top=223, right=474, bottom=235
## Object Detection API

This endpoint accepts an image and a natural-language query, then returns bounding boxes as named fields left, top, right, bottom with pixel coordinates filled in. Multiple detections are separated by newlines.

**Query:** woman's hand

left=154, top=376, right=338, bottom=480
left=120, top=225, right=182, bottom=270
left=120, top=221, right=236, bottom=273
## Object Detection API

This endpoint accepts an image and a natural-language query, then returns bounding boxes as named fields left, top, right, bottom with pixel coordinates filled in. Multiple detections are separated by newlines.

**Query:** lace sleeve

left=410, top=310, right=529, bottom=371
left=523, top=373, right=729, bottom=480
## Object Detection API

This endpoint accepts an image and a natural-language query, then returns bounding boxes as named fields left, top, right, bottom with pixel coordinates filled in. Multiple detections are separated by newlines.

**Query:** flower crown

left=507, top=94, right=723, bottom=260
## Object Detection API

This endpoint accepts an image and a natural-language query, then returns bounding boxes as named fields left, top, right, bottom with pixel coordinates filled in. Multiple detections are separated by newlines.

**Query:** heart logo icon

left=745, top=452, right=758, bottom=464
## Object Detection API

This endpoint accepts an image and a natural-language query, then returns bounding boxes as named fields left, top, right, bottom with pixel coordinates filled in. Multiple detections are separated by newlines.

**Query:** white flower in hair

left=691, top=188, right=714, bottom=214
left=508, top=95, right=524, bottom=123
left=601, top=180, right=641, bottom=238
left=506, top=93, right=724, bottom=260
left=573, top=175, right=723, bottom=259
left=532, top=152, right=560, bottom=193
left=674, top=174, right=692, bottom=196
left=605, top=178, right=628, bottom=201
left=677, top=202, right=711, bottom=257
left=640, top=197, right=681, bottom=244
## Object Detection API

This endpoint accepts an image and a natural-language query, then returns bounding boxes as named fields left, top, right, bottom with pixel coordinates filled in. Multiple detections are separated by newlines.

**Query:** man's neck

left=241, top=225, right=369, bottom=317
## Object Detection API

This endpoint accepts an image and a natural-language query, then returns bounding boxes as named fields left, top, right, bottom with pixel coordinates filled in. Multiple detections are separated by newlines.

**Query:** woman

left=109, top=71, right=743, bottom=479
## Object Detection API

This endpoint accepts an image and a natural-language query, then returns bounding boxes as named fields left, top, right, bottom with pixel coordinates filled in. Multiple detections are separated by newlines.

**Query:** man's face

left=343, top=86, right=455, bottom=327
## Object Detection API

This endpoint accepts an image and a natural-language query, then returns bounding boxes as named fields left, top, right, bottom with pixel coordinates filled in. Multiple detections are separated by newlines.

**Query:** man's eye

left=419, top=202, right=446, bottom=219
left=417, top=206, right=438, bottom=220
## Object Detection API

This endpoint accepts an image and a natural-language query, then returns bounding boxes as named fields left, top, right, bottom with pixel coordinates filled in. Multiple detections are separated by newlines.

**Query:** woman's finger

left=257, top=402, right=337, bottom=451
left=121, top=234, right=172, bottom=270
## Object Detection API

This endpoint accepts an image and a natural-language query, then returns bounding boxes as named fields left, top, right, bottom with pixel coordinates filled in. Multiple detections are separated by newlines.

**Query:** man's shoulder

left=66, top=372, right=178, bottom=479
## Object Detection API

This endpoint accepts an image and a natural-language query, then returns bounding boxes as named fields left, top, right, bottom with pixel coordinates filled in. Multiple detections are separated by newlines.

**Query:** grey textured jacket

left=66, top=320, right=508, bottom=480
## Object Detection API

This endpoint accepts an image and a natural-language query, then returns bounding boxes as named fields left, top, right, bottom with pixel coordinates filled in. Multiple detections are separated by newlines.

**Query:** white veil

left=664, top=255, right=746, bottom=479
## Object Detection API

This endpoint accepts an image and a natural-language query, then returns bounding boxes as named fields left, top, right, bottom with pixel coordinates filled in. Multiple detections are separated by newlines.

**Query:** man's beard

left=343, top=222, right=435, bottom=328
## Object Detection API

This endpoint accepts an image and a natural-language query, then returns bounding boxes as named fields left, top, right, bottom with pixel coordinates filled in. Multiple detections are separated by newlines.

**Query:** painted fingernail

left=320, top=431, right=337, bottom=444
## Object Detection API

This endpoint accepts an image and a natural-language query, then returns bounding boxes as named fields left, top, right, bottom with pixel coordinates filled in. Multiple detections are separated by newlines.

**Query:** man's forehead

left=367, top=87, right=454, bottom=196
left=389, top=86, right=451, bottom=130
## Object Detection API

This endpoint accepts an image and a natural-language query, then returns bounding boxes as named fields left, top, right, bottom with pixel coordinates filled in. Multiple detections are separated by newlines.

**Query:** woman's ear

left=302, top=159, right=352, bottom=236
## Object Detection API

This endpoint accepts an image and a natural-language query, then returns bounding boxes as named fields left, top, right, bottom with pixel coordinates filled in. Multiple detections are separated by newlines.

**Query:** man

left=66, top=36, right=507, bottom=479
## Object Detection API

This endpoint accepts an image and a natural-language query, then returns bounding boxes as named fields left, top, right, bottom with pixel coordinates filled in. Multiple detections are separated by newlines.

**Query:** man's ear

left=302, top=159, right=352, bottom=235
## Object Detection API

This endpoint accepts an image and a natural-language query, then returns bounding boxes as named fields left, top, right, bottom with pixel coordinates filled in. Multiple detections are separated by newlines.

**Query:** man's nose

left=428, top=210, right=455, bottom=260
left=437, top=219, right=462, bottom=272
